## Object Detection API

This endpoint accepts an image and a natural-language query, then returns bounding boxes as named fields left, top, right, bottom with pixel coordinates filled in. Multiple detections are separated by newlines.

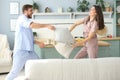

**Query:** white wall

left=0, top=0, right=114, bottom=49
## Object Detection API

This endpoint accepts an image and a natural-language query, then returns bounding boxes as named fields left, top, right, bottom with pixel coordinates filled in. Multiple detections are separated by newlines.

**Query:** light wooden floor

left=0, top=73, right=7, bottom=80
left=0, top=70, right=24, bottom=80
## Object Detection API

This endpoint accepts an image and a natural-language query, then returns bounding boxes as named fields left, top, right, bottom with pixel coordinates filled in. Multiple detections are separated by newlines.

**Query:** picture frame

left=10, top=2, right=19, bottom=14
left=10, top=19, right=17, bottom=31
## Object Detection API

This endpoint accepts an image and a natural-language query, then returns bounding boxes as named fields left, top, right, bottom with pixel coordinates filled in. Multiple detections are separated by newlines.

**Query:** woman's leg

left=87, top=46, right=98, bottom=58
left=74, top=46, right=88, bottom=59
left=86, top=38, right=98, bottom=58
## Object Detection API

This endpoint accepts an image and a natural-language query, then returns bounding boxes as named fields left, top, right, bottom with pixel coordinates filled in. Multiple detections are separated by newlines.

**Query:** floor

left=0, top=70, right=24, bottom=80
left=0, top=73, right=7, bottom=80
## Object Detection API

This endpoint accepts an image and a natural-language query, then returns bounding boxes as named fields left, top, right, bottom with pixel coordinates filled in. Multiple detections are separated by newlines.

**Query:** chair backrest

left=0, top=34, right=11, bottom=59
left=0, top=34, right=9, bottom=52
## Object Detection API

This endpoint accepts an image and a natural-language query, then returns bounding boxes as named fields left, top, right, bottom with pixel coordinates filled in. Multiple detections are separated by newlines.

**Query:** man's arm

left=30, top=22, right=55, bottom=30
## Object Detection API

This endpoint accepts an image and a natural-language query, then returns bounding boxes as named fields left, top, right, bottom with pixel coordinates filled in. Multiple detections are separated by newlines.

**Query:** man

left=5, top=4, right=55, bottom=80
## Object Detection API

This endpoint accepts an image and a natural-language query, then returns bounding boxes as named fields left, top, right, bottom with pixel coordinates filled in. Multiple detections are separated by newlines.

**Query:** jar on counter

left=107, top=34, right=112, bottom=38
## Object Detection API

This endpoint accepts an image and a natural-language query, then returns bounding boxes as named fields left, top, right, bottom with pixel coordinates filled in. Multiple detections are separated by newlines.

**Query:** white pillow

left=55, top=28, right=74, bottom=43
left=55, top=42, right=74, bottom=58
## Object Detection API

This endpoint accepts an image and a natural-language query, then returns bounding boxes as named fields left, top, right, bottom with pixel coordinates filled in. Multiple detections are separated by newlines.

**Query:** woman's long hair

left=86, top=5, right=105, bottom=30
left=85, top=5, right=107, bottom=35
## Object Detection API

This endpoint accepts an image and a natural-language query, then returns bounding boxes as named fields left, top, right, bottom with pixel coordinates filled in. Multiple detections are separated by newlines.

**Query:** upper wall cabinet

left=116, top=0, right=120, bottom=37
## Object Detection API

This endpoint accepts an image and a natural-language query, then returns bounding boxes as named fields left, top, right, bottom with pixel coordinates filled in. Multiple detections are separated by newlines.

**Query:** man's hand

left=48, top=25, right=55, bottom=31
left=38, top=42, right=45, bottom=48
left=34, top=40, right=45, bottom=48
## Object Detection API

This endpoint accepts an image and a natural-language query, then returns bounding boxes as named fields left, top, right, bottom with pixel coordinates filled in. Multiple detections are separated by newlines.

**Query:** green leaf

left=33, top=2, right=39, bottom=9
left=77, top=0, right=89, bottom=12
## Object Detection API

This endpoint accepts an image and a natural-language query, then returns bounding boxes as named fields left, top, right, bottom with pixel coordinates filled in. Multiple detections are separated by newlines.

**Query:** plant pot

left=67, top=7, right=73, bottom=12
left=33, top=9, right=39, bottom=13
left=58, top=7, right=63, bottom=13
left=105, top=7, right=110, bottom=12
left=81, top=9, right=86, bottom=12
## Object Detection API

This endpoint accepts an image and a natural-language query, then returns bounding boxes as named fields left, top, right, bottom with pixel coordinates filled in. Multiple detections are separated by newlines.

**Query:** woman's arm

left=69, top=19, right=84, bottom=32
left=82, top=32, right=96, bottom=43
left=73, top=32, right=96, bottom=48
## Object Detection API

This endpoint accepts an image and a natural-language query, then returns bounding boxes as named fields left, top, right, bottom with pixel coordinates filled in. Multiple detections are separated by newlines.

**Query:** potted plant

left=32, top=0, right=39, bottom=13
left=33, top=32, right=37, bottom=39
left=104, top=2, right=111, bottom=12
left=96, top=0, right=105, bottom=11
left=77, top=0, right=89, bottom=12
left=67, top=7, right=73, bottom=12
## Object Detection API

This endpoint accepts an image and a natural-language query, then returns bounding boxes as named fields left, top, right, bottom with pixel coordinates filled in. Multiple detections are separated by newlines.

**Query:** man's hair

left=22, top=4, right=33, bottom=13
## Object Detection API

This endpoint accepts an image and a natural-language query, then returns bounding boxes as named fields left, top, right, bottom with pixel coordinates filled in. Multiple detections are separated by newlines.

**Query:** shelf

left=73, top=12, right=112, bottom=18
left=74, top=12, right=112, bottom=14
left=32, top=12, right=72, bottom=16
left=32, top=12, right=112, bottom=16
left=32, top=12, right=73, bottom=19
left=117, top=12, right=120, bottom=14
left=32, top=12, right=113, bottom=19
left=117, top=0, right=120, bottom=2
left=117, top=24, right=120, bottom=26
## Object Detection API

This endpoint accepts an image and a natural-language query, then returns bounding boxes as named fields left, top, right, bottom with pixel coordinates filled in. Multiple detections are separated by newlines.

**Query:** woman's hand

left=72, top=41, right=84, bottom=48
left=48, top=25, right=55, bottom=31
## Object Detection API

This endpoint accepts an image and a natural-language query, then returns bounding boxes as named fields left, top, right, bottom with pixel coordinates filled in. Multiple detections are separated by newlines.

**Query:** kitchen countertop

left=98, top=37, right=120, bottom=40
left=38, top=37, right=120, bottom=48
left=36, top=37, right=120, bottom=48
left=45, top=41, right=110, bottom=47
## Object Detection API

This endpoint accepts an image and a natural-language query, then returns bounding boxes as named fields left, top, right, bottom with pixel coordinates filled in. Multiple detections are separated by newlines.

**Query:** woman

left=70, top=5, right=105, bottom=58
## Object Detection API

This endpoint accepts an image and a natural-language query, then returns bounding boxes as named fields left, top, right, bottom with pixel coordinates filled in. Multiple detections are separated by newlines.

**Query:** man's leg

left=5, top=50, right=39, bottom=80
left=28, top=51, right=39, bottom=59
left=5, top=50, right=31, bottom=80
